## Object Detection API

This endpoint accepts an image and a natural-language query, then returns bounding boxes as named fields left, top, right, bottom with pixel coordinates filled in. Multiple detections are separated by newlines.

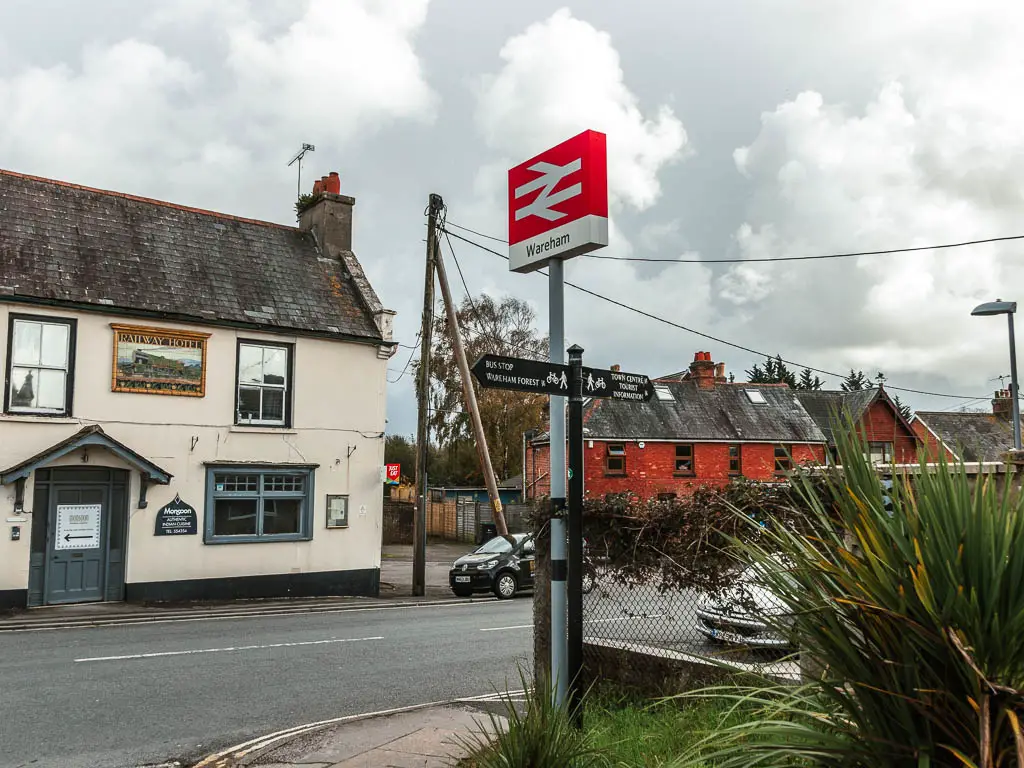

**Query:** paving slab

left=244, top=704, right=499, bottom=768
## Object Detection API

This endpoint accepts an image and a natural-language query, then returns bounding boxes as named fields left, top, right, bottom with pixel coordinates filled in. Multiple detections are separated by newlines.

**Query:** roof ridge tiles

left=0, top=167, right=297, bottom=231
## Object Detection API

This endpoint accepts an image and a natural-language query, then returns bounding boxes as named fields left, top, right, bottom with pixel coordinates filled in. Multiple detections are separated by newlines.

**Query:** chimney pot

left=312, top=179, right=323, bottom=195
left=325, top=172, right=341, bottom=195
left=993, top=388, right=1014, bottom=420
left=688, top=350, right=717, bottom=389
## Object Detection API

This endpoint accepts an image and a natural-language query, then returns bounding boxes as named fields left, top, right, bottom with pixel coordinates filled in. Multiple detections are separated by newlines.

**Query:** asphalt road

left=0, top=598, right=533, bottom=768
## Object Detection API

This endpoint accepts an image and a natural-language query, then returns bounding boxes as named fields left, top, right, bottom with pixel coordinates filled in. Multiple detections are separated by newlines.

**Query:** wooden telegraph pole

left=413, top=194, right=442, bottom=596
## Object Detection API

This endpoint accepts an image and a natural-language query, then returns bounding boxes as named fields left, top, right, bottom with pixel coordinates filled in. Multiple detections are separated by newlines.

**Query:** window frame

left=745, top=389, right=767, bottom=404
left=867, top=441, right=894, bottom=464
left=774, top=445, right=792, bottom=473
left=605, top=443, right=626, bottom=476
left=204, top=465, right=315, bottom=544
left=728, top=444, right=742, bottom=475
left=4, top=313, right=77, bottom=417
left=234, top=339, right=294, bottom=428
left=673, top=444, right=695, bottom=476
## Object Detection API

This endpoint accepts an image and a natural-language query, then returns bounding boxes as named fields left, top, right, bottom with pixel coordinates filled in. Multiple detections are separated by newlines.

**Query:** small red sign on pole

left=385, top=464, right=401, bottom=484
left=508, top=129, right=609, bottom=273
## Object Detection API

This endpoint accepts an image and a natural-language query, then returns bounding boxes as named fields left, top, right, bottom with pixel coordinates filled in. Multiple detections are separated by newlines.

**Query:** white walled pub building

left=0, top=169, right=395, bottom=609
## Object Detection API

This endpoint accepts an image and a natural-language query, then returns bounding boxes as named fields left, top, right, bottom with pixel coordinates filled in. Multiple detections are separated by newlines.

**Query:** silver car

left=696, top=563, right=793, bottom=648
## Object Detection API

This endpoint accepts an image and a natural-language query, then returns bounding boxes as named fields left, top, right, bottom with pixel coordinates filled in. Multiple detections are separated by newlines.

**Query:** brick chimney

left=298, top=172, right=397, bottom=347
left=688, top=351, right=716, bottom=390
left=714, top=362, right=727, bottom=383
left=993, top=389, right=1013, bottom=420
left=299, top=171, right=354, bottom=254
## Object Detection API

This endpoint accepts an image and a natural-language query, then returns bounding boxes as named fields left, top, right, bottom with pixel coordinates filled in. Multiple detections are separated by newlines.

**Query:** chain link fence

left=579, top=536, right=800, bottom=687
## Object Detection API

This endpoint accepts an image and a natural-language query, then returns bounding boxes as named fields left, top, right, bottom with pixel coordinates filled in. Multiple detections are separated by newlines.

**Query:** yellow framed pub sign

left=110, top=324, right=211, bottom=397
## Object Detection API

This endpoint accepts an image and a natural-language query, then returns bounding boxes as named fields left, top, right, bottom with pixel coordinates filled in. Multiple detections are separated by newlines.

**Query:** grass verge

left=457, top=681, right=755, bottom=768
left=585, top=684, right=753, bottom=767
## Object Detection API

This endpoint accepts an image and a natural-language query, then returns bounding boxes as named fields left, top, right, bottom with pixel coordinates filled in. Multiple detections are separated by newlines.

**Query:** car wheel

left=493, top=572, right=518, bottom=600
left=581, top=570, right=595, bottom=595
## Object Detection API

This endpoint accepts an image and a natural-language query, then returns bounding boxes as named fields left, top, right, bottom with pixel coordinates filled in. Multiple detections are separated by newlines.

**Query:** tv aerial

left=288, top=143, right=316, bottom=198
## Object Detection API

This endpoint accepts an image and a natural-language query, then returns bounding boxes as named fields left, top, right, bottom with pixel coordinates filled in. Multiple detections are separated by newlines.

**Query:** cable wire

left=445, top=220, right=1024, bottom=265
left=441, top=227, right=987, bottom=401
left=387, top=329, right=421, bottom=384
left=439, top=222, right=549, bottom=361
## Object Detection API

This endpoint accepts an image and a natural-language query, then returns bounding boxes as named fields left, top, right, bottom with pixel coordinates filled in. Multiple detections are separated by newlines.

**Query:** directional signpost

left=472, top=354, right=653, bottom=402
left=473, top=349, right=651, bottom=724
left=471, top=354, right=569, bottom=396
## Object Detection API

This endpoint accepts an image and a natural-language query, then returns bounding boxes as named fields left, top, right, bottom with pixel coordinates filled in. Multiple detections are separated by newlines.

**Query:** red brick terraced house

left=912, top=389, right=1016, bottom=464
left=524, top=352, right=829, bottom=500
left=794, top=386, right=923, bottom=465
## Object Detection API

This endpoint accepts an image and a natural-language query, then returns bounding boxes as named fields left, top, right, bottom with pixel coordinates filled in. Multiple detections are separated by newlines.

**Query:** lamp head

left=972, top=300, right=1017, bottom=317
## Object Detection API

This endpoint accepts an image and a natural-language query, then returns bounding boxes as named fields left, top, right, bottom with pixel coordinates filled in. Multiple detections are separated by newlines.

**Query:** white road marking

left=74, top=635, right=383, bottom=663
left=478, top=613, right=665, bottom=632
left=192, top=689, right=528, bottom=767
left=480, top=623, right=532, bottom=632
left=586, top=613, right=666, bottom=625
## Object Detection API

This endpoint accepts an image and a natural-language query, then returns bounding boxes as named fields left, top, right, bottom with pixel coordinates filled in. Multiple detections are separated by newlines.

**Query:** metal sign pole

left=566, top=343, right=585, bottom=726
left=548, top=259, right=568, bottom=708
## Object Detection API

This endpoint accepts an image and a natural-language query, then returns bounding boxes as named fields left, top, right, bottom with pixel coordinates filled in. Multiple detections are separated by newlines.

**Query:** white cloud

left=468, top=8, right=705, bottom=377
left=226, top=0, right=435, bottom=144
left=474, top=8, right=689, bottom=214
left=0, top=39, right=201, bottom=183
left=0, top=0, right=435, bottom=217
left=718, top=6, right=1024, bottom=394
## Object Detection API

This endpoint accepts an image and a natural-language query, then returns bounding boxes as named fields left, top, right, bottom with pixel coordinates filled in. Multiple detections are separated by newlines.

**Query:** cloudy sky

left=2, top=1, right=1021, bottom=435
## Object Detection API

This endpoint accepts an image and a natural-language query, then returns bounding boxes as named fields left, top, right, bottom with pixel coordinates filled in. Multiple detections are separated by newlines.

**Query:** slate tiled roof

left=914, top=411, right=1013, bottom=462
left=576, top=381, right=827, bottom=443
left=793, top=389, right=879, bottom=445
left=0, top=169, right=382, bottom=342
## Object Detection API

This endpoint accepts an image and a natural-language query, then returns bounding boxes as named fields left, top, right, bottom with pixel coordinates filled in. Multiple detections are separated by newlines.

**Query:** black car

left=449, top=533, right=536, bottom=599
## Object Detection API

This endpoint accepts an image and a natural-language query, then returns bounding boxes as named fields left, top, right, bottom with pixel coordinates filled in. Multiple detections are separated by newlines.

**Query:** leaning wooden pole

left=433, top=233, right=509, bottom=536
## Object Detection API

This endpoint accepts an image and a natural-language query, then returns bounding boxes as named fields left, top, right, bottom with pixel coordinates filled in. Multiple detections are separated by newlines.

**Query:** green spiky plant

left=673, top=421, right=1024, bottom=768
left=454, top=666, right=607, bottom=768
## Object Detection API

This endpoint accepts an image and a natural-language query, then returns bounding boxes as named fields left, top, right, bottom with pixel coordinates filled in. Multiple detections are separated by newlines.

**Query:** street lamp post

left=971, top=299, right=1022, bottom=450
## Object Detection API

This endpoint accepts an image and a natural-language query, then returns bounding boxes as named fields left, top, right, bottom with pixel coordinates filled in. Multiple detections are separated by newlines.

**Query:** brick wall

left=524, top=442, right=553, bottom=500
left=382, top=501, right=414, bottom=545
left=525, top=439, right=826, bottom=500
left=912, top=419, right=954, bottom=462
left=860, top=400, right=920, bottom=463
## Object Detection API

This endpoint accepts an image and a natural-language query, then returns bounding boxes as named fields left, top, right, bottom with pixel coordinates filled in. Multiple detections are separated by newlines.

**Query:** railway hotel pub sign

left=111, top=324, right=211, bottom=397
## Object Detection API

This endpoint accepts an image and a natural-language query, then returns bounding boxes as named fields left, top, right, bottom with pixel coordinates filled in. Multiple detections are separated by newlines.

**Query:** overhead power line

left=387, top=329, right=421, bottom=384
left=441, top=226, right=987, bottom=401
left=436, top=219, right=550, bottom=362
left=445, top=220, right=1024, bottom=265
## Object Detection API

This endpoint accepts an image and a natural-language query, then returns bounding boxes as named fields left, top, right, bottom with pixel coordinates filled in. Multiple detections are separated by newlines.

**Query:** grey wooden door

left=45, top=485, right=108, bottom=604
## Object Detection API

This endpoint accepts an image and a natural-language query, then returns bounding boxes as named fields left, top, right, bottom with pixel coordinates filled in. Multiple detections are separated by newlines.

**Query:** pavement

left=380, top=541, right=475, bottom=598
left=194, top=701, right=509, bottom=767
left=0, top=593, right=532, bottom=767
left=0, top=542, right=478, bottom=632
